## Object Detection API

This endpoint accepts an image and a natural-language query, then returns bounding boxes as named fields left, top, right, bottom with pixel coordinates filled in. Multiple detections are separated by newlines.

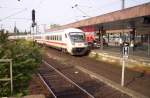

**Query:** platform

left=90, top=47, right=150, bottom=72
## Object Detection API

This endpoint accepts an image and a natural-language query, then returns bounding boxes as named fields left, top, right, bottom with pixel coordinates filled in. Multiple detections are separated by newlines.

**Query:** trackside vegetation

left=0, top=30, right=42, bottom=97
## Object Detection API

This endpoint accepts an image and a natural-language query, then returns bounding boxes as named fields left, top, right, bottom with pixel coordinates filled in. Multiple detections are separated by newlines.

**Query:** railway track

left=44, top=47, right=150, bottom=97
left=37, top=57, right=131, bottom=98
left=38, top=60, right=95, bottom=98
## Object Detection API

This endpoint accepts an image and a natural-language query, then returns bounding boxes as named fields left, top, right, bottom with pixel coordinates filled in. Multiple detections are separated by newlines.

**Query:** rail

left=37, top=73, right=57, bottom=98
left=42, top=60, right=95, bottom=98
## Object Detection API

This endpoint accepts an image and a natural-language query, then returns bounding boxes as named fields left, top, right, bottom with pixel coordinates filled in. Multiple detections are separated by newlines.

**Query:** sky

left=0, top=0, right=150, bottom=32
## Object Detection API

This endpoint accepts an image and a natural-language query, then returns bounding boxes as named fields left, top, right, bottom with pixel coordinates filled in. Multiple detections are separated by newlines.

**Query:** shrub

left=0, top=31, right=42, bottom=97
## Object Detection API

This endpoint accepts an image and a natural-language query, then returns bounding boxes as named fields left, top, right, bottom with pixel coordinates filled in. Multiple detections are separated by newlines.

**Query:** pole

left=100, top=27, right=103, bottom=50
left=122, top=0, right=125, bottom=41
left=32, top=26, right=34, bottom=41
left=122, top=0, right=125, bottom=9
left=121, top=58, right=125, bottom=86
left=121, top=45, right=129, bottom=87
left=36, top=25, right=37, bottom=34
left=1, top=24, right=3, bottom=30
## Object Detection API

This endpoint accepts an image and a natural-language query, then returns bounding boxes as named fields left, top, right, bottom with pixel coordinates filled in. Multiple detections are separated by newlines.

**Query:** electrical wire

left=76, top=7, right=90, bottom=17
left=0, top=8, right=27, bottom=22
left=73, top=0, right=119, bottom=17
left=5, top=18, right=31, bottom=21
left=72, top=4, right=90, bottom=17
left=0, top=6, right=26, bottom=10
left=35, top=0, right=47, bottom=10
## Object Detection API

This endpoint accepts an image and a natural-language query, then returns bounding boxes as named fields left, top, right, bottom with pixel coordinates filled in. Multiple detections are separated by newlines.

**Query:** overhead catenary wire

left=0, top=6, right=26, bottom=10
left=35, top=0, right=47, bottom=10
left=6, top=18, right=31, bottom=21
left=130, top=0, right=148, bottom=4
left=0, top=8, right=28, bottom=22
left=87, top=0, right=102, bottom=12
left=72, top=4, right=90, bottom=17
left=71, top=0, right=120, bottom=18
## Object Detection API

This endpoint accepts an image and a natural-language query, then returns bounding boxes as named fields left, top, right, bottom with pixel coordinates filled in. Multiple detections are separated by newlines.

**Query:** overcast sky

left=0, top=0, right=150, bottom=32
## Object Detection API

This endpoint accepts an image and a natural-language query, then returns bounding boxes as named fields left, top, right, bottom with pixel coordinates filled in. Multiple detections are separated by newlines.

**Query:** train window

left=59, top=35, right=61, bottom=41
left=65, top=34, right=67, bottom=38
left=56, top=35, right=58, bottom=40
left=57, top=36, right=59, bottom=41
left=60, top=35, right=62, bottom=41
left=51, top=36, right=53, bottom=40
left=54, top=35, right=56, bottom=40
left=50, top=36, right=52, bottom=40
left=60, top=35, right=62, bottom=40
left=49, top=36, right=51, bottom=40
left=57, top=35, right=59, bottom=40
left=53, top=36, right=54, bottom=40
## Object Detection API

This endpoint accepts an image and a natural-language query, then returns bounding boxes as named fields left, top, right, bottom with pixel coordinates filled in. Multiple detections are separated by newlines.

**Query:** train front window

left=69, top=32, right=85, bottom=42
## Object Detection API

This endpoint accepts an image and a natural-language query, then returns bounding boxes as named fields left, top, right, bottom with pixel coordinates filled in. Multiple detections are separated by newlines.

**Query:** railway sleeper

left=55, top=88, right=84, bottom=97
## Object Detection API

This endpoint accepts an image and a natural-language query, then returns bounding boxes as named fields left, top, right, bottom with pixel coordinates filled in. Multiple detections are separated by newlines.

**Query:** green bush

left=0, top=31, right=42, bottom=96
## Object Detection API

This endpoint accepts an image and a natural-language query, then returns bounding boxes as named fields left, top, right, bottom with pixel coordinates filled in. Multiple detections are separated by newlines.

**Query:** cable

left=87, top=0, right=102, bottom=12
left=0, top=8, right=28, bottom=22
left=76, top=7, right=90, bottom=17
left=2, top=18, right=31, bottom=22
left=35, top=0, right=47, bottom=10
left=0, top=6, right=26, bottom=10
left=72, top=4, right=90, bottom=17
left=124, top=0, right=150, bottom=8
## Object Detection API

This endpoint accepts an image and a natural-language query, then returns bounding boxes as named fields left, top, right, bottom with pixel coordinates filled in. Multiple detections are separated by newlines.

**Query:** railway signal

left=31, top=9, right=36, bottom=34
left=32, top=9, right=35, bottom=24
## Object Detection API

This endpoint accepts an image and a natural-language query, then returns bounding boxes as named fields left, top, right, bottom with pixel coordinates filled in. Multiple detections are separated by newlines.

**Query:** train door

left=63, top=33, right=70, bottom=53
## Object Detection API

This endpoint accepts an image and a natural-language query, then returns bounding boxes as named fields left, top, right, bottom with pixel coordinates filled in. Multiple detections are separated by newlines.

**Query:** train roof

left=45, top=28, right=83, bottom=34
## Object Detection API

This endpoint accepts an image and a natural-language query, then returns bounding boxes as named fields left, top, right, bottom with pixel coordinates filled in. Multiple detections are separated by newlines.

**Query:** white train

left=9, top=28, right=90, bottom=55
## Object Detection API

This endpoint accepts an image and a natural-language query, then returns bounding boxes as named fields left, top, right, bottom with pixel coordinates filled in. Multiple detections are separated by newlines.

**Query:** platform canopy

left=49, top=3, right=150, bottom=33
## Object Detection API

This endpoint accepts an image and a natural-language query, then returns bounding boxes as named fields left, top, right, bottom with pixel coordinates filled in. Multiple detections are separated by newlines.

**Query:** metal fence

left=0, top=59, right=13, bottom=94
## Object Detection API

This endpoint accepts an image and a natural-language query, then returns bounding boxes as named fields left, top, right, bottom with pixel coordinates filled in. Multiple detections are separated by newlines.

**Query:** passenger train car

left=9, top=28, right=90, bottom=55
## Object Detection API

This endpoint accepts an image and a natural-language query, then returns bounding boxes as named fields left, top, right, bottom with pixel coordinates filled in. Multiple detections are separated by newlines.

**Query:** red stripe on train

left=45, top=40, right=67, bottom=46
left=36, top=39, right=67, bottom=46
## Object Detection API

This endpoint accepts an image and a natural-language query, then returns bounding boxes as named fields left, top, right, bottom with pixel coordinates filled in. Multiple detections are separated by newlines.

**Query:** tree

left=0, top=30, right=9, bottom=44
left=0, top=31, right=42, bottom=96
